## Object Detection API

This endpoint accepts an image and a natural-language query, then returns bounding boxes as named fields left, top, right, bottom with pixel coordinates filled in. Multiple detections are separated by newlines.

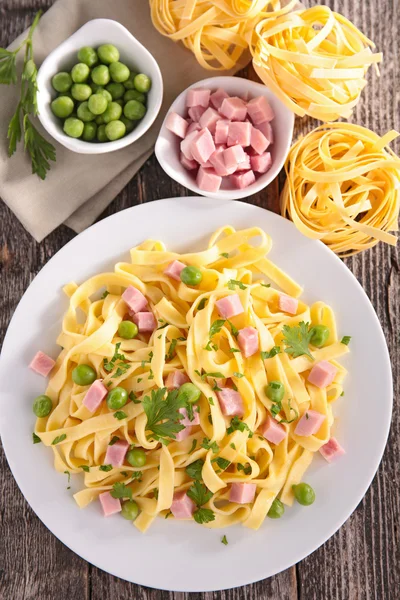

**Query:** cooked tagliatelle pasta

left=32, top=227, right=350, bottom=532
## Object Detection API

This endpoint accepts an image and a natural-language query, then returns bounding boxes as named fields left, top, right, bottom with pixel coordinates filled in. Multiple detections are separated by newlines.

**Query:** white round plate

left=0, top=198, right=392, bottom=592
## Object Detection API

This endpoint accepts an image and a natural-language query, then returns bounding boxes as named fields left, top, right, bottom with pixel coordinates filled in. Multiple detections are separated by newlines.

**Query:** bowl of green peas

left=36, top=19, right=163, bottom=154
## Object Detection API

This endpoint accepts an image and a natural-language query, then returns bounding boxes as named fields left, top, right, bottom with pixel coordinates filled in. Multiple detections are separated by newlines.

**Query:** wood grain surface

left=0, top=1, right=399, bottom=599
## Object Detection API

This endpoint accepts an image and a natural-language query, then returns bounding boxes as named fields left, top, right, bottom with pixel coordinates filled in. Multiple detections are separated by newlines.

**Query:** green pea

left=124, top=99, right=146, bottom=121
left=51, top=96, right=74, bottom=119
left=63, top=117, right=84, bottom=138
left=98, top=88, right=113, bottom=103
left=97, top=124, right=108, bottom=142
left=90, top=82, right=104, bottom=94
left=267, top=498, right=285, bottom=519
left=77, top=101, right=96, bottom=122
left=114, top=99, right=124, bottom=108
left=126, top=448, right=147, bottom=468
left=310, top=325, right=330, bottom=348
left=82, top=122, right=97, bottom=142
left=124, top=89, right=145, bottom=104
left=120, top=116, right=136, bottom=134
left=118, top=320, right=138, bottom=339
left=106, top=82, right=125, bottom=100
left=33, top=395, right=52, bottom=418
left=72, top=364, right=97, bottom=385
left=71, top=83, right=92, bottom=102
left=177, top=382, right=201, bottom=404
left=134, top=73, right=151, bottom=93
left=266, top=380, right=284, bottom=403
left=105, top=120, right=126, bottom=141
left=292, top=483, right=315, bottom=506
left=88, top=93, right=108, bottom=115
left=96, top=115, right=105, bottom=126
left=103, top=101, right=122, bottom=123
left=121, top=500, right=139, bottom=521
left=71, top=63, right=90, bottom=83
left=52, top=71, right=72, bottom=93
left=91, top=65, right=110, bottom=86
left=180, top=265, right=203, bottom=286
left=106, top=386, right=128, bottom=410
left=109, top=61, right=130, bottom=83
left=97, top=44, right=120, bottom=64
left=77, top=46, right=98, bottom=67
left=123, top=71, right=138, bottom=90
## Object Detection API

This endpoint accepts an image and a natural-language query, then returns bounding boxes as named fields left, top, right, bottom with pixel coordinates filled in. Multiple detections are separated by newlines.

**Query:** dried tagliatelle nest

left=280, top=123, right=400, bottom=257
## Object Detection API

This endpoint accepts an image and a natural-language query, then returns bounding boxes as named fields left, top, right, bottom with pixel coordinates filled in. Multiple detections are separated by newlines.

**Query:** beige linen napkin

left=0, top=0, right=242, bottom=242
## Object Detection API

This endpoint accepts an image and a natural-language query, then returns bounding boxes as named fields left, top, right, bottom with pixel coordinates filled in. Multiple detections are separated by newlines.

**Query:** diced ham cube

left=247, top=96, right=274, bottom=124
left=216, top=388, right=244, bottom=417
left=175, top=426, right=192, bottom=442
left=235, top=155, right=251, bottom=171
left=215, top=119, right=230, bottom=145
left=171, top=491, right=196, bottom=519
left=210, top=87, right=229, bottom=110
left=278, top=294, right=298, bottom=315
left=308, top=361, right=337, bottom=389
left=261, top=415, right=287, bottom=445
left=191, top=128, right=215, bottom=164
left=187, top=121, right=201, bottom=135
left=133, top=312, right=157, bottom=333
left=255, top=121, right=273, bottom=143
left=83, top=380, right=108, bottom=413
left=199, top=107, right=220, bottom=134
left=165, top=370, right=190, bottom=390
left=122, top=286, right=148, bottom=314
left=294, top=409, right=326, bottom=436
left=104, top=439, right=129, bottom=467
left=165, top=112, right=188, bottom=139
left=227, top=121, right=252, bottom=147
left=186, top=88, right=211, bottom=108
left=223, top=144, right=247, bottom=170
left=250, top=152, right=272, bottom=174
left=231, top=170, right=255, bottom=189
left=99, top=491, right=121, bottom=516
left=188, top=105, right=207, bottom=122
left=29, top=351, right=55, bottom=377
left=164, top=259, right=186, bottom=281
left=250, top=126, right=270, bottom=154
left=180, top=152, right=198, bottom=171
left=319, top=437, right=345, bottom=463
left=209, top=147, right=236, bottom=177
left=199, top=160, right=213, bottom=169
left=220, top=97, right=247, bottom=121
left=237, top=326, right=259, bottom=358
left=216, top=293, right=244, bottom=319
left=229, top=483, right=256, bottom=504
left=197, top=166, right=222, bottom=193
left=181, top=130, right=201, bottom=161
left=179, top=405, right=200, bottom=426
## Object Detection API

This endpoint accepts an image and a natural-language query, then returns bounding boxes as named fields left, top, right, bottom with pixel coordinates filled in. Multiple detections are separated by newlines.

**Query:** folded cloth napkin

left=0, top=0, right=242, bottom=242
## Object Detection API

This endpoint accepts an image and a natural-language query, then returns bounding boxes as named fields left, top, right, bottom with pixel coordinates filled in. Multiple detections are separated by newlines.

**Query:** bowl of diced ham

left=155, top=76, right=294, bottom=199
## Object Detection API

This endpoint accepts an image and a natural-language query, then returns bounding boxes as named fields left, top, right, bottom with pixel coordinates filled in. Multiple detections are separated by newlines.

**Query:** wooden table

left=1, top=1, right=399, bottom=598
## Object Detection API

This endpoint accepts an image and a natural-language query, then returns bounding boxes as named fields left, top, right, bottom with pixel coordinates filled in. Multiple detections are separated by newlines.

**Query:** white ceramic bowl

left=155, top=76, right=294, bottom=200
left=37, top=19, right=163, bottom=154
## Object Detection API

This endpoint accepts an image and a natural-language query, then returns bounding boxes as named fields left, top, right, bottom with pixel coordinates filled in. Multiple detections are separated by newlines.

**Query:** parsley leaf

left=143, top=387, right=186, bottom=444
left=101, top=290, right=109, bottom=299
left=221, top=535, right=228, bottom=545
left=129, top=391, right=141, bottom=404
left=0, top=48, right=17, bottom=85
left=282, top=321, right=314, bottom=360
left=228, top=320, right=239, bottom=338
left=209, top=319, right=226, bottom=338
left=185, top=459, right=204, bottom=480
left=193, top=507, right=215, bottom=524
left=237, top=462, right=252, bottom=475
left=32, top=432, right=41, bottom=444
left=201, top=437, right=219, bottom=453
left=261, top=346, right=281, bottom=360
left=131, top=471, right=143, bottom=481
left=230, top=443, right=236, bottom=450
left=189, top=439, right=198, bottom=454
left=260, top=283, right=271, bottom=288
left=227, top=279, right=247, bottom=290
left=227, top=416, right=253, bottom=437
left=99, top=464, right=113, bottom=472
left=109, top=436, right=119, bottom=446
left=204, top=340, right=218, bottom=351
left=187, top=480, right=213, bottom=506
left=104, top=342, right=129, bottom=375
left=233, top=372, right=244, bottom=378
left=279, top=399, right=299, bottom=424
left=230, top=347, right=241, bottom=353
left=201, top=371, right=225, bottom=380
left=157, top=321, right=169, bottom=330
left=212, top=457, right=231, bottom=470
left=111, top=482, right=132, bottom=500
left=197, top=298, right=207, bottom=311
left=208, top=397, right=214, bottom=406
left=114, top=411, right=128, bottom=420
left=51, top=434, right=66, bottom=445
left=165, top=339, right=177, bottom=361
left=64, top=470, right=71, bottom=485
left=220, top=253, right=229, bottom=259
left=79, top=465, right=90, bottom=472
left=341, top=336, right=351, bottom=345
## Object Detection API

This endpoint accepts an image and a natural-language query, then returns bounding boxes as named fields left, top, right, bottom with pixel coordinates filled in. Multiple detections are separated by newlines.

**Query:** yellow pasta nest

left=249, top=5, right=382, bottom=121
left=281, top=123, right=400, bottom=256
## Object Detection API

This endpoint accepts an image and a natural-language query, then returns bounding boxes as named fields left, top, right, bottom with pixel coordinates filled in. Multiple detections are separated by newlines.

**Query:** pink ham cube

left=220, top=97, right=247, bottom=121
left=216, top=294, right=244, bottom=319
left=199, top=107, right=220, bottom=134
left=186, top=121, right=201, bottom=135
left=255, top=121, right=273, bottom=143
left=190, top=128, right=215, bottom=164
left=122, top=286, right=148, bottom=314
left=164, top=259, right=186, bottom=281
left=231, top=170, right=255, bottom=189
left=229, top=483, right=256, bottom=504
left=237, top=327, right=259, bottom=358
left=223, top=144, right=247, bottom=170
left=188, top=105, right=207, bottom=122
left=215, top=119, right=230, bottom=145
left=227, top=121, right=251, bottom=147
left=247, top=96, right=274, bottom=124
left=180, top=152, right=198, bottom=171
left=99, top=491, right=121, bottom=516
left=186, top=88, right=211, bottom=108
left=29, top=351, right=55, bottom=377
left=197, top=167, right=222, bottom=193
left=181, top=130, right=201, bottom=160
left=83, top=380, right=108, bottom=413
left=104, top=439, right=129, bottom=467
left=308, top=361, right=337, bottom=388
left=133, top=312, right=157, bottom=333
left=278, top=294, right=298, bottom=315
left=165, top=370, right=190, bottom=390
left=235, top=155, right=251, bottom=171
left=179, top=406, right=200, bottom=426
left=209, top=147, right=236, bottom=177
left=216, top=388, right=244, bottom=417
left=319, top=437, right=345, bottom=463
left=294, top=410, right=326, bottom=436
left=251, top=152, right=272, bottom=174
left=171, top=491, right=196, bottom=519
left=165, top=112, right=188, bottom=139
left=261, top=415, right=287, bottom=445
left=210, top=87, right=229, bottom=110
left=250, top=126, right=270, bottom=154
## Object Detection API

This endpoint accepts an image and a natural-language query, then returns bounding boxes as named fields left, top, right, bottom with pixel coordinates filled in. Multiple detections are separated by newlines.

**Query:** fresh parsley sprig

left=143, top=387, right=186, bottom=444
left=111, top=481, right=132, bottom=500
left=187, top=480, right=215, bottom=524
left=282, top=322, right=314, bottom=360
left=227, top=279, right=247, bottom=290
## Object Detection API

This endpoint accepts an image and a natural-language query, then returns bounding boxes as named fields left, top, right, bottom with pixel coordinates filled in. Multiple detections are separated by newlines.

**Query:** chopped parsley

left=228, top=320, right=239, bottom=338
left=114, top=411, right=128, bottom=420
left=157, top=321, right=169, bottom=330
left=101, top=290, right=109, bottom=299
left=341, top=335, right=351, bottom=345
left=209, top=319, right=226, bottom=338
left=204, top=340, right=218, bottom=352
left=187, top=480, right=215, bottom=524
left=237, top=462, right=252, bottom=475
left=197, top=298, right=207, bottom=311
left=230, top=347, right=241, bottom=353
left=201, top=437, right=219, bottom=454
left=165, top=339, right=178, bottom=361
left=79, top=465, right=90, bottom=472
left=208, top=397, right=214, bottom=406
left=260, top=283, right=271, bottom=288
left=185, top=459, right=204, bottom=480
left=131, top=471, right=143, bottom=481
left=211, top=457, right=231, bottom=470
left=261, top=346, right=281, bottom=360
left=230, top=443, right=236, bottom=450
left=99, top=464, right=113, bottom=472
left=103, top=342, right=129, bottom=376
left=221, top=535, right=228, bottom=545
left=111, top=481, right=132, bottom=500
left=64, top=470, right=71, bottom=489
left=153, top=488, right=159, bottom=499
left=220, top=253, right=229, bottom=259
left=32, top=432, right=41, bottom=444
left=51, top=434, right=66, bottom=445
left=282, top=321, right=314, bottom=360
left=227, top=416, right=253, bottom=437
left=165, top=511, right=172, bottom=519
left=109, top=436, right=120, bottom=446
left=233, top=372, right=244, bottom=378
left=212, top=380, right=222, bottom=392
left=129, top=391, right=141, bottom=404
left=143, top=387, right=186, bottom=444
left=340, top=391, right=345, bottom=397
left=227, top=279, right=247, bottom=290
left=271, top=398, right=298, bottom=424
left=189, top=439, right=198, bottom=454
left=201, top=371, right=225, bottom=380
